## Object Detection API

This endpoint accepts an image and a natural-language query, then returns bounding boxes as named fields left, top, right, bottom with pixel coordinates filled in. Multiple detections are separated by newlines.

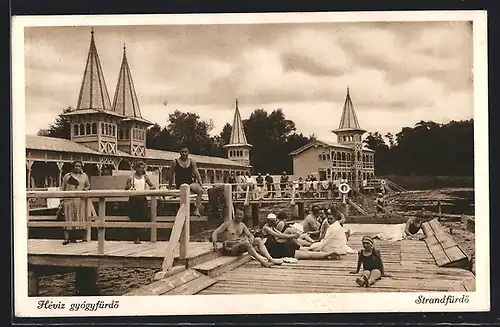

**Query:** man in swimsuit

left=211, top=209, right=282, bottom=267
left=301, top=205, right=321, bottom=240
left=167, top=146, right=204, bottom=216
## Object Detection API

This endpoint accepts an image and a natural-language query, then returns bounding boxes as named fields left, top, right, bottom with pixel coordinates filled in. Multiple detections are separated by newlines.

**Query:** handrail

left=27, top=189, right=180, bottom=199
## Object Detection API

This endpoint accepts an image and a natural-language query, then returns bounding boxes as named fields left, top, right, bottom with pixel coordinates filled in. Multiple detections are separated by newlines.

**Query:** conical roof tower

left=63, top=28, right=122, bottom=155
left=112, top=44, right=152, bottom=157
left=224, top=99, right=252, bottom=166
left=332, top=87, right=366, bottom=144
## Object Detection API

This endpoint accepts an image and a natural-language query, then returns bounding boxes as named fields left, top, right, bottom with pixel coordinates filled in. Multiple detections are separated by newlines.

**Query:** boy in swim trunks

left=211, top=209, right=282, bottom=267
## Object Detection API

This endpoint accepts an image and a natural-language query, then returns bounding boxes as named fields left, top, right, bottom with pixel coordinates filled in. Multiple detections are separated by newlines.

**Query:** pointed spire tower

left=112, top=44, right=152, bottom=157
left=332, top=87, right=366, bottom=189
left=63, top=28, right=123, bottom=155
left=223, top=99, right=252, bottom=166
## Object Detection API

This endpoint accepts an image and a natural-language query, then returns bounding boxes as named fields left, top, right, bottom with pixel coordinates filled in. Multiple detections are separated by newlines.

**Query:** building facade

left=26, top=29, right=250, bottom=189
left=290, top=88, right=375, bottom=188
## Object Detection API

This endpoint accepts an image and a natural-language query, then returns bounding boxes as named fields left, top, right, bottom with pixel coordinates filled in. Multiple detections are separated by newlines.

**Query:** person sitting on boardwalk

left=298, top=205, right=321, bottom=241
left=125, top=161, right=156, bottom=244
left=262, top=212, right=340, bottom=260
left=211, top=209, right=283, bottom=267
left=350, top=235, right=390, bottom=287
left=167, top=146, right=204, bottom=216
left=61, top=160, right=91, bottom=245
left=310, top=208, right=354, bottom=255
left=319, top=209, right=335, bottom=241
left=404, top=212, right=424, bottom=239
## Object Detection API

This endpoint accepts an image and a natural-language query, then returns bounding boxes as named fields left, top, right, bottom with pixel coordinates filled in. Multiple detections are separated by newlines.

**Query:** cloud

left=22, top=21, right=474, bottom=138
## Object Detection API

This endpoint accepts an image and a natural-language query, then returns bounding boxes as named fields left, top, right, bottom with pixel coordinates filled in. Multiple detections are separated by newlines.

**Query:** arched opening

left=73, top=124, right=79, bottom=136
left=101, top=123, right=104, bottom=134
left=79, top=124, right=85, bottom=135
left=86, top=123, right=91, bottom=135
left=118, top=160, right=131, bottom=170
left=91, top=123, right=97, bottom=134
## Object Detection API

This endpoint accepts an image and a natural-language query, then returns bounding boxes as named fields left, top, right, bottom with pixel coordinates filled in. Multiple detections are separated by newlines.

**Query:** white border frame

left=12, top=11, right=489, bottom=317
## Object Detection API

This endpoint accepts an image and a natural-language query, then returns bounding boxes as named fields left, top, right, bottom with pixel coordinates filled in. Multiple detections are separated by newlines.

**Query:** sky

left=23, top=21, right=474, bottom=143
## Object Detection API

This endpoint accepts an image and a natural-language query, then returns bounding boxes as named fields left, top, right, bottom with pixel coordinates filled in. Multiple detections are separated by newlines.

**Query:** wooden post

left=438, top=200, right=442, bottom=215
left=251, top=203, right=259, bottom=228
left=292, top=204, right=299, bottom=218
left=298, top=202, right=305, bottom=219
left=97, top=197, right=105, bottom=255
left=179, top=184, right=190, bottom=260
left=28, top=269, right=38, bottom=296
left=75, top=267, right=99, bottom=296
left=224, top=183, right=233, bottom=221
left=85, top=198, right=92, bottom=241
left=150, top=196, right=158, bottom=242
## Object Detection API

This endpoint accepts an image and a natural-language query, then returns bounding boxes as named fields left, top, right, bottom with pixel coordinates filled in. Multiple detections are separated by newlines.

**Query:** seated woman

left=310, top=209, right=355, bottom=255
left=350, top=236, right=391, bottom=287
left=275, top=211, right=316, bottom=247
left=262, top=212, right=340, bottom=260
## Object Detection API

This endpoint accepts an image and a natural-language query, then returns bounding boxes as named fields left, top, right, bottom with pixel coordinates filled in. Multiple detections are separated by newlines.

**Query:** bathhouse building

left=290, top=88, right=376, bottom=189
left=26, top=29, right=250, bottom=189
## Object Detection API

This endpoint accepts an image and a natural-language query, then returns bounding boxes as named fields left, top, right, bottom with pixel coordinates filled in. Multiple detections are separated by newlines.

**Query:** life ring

left=321, top=181, right=330, bottom=190
left=380, top=179, right=387, bottom=186
left=338, top=183, right=351, bottom=194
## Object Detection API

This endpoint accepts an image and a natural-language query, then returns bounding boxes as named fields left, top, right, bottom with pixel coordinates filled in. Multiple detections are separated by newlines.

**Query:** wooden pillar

left=28, top=269, right=39, bottom=296
left=97, top=197, right=106, bottom=255
left=292, top=204, right=299, bottom=218
left=85, top=198, right=92, bottom=241
left=179, top=184, right=190, bottom=259
left=75, top=267, right=99, bottom=296
left=251, top=203, right=259, bottom=227
left=298, top=202, right=305, bottom=219
left=224, top=183, right=233, bottom=221
left=26, top=160, right=34, bottom=189
left=150, top=195, right=157, bottom=242
left=96, top=163, right=103, bottom=176
left=437, top=200, right=442, bottom=215
left=55, top=162, right=64, bottom=187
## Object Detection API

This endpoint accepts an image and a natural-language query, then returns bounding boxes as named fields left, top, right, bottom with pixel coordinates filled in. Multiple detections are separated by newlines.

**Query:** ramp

left=422, top=219, right=470, bottom=268
left=125, top=268, right=216, bottom=296
left=347, top=199, right=368, bottom=215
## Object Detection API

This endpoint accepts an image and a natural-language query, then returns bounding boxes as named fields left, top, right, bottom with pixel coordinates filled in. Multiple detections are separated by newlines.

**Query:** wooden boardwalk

left=200, top=233, right=475, bottom=294
left=28, top=225, right=475, bottom=295
left=28, top=240, right=215, bottom=269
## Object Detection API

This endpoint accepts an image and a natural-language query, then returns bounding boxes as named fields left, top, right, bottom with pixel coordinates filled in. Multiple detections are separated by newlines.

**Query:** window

left=74, top=124, right=79, bottom=136
left=86, top=123, right=91, bottom=135
left=101, top=123, right=104, bottom=134
left=112, top=125, right=116, bottom=136
left=91, top=123, right=97, bottom=134
left=119, top=130, right=123, bottom=139
left=80, top=124, right=85, bottom=135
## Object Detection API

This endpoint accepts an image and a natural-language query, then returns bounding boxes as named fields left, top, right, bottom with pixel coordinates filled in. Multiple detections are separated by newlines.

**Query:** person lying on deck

left=350, top=235, right=391, bottom=287
left=262, top=212, right=340, bottom=260
left=404, top=213, right=424, bottom=240
left=211, top=209, right=283, bottom=267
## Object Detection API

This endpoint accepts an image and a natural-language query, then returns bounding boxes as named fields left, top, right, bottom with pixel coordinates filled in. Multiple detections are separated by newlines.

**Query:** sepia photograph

left=12, top=11, right=489, bottom=317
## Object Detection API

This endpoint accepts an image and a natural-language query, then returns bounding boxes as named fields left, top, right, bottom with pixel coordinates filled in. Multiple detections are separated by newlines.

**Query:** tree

left=37, top=106, right=72, bottom=139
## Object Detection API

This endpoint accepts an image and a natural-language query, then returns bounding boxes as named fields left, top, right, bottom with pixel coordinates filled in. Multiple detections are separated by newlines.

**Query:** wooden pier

left=26, top=183, right=475, bottom=296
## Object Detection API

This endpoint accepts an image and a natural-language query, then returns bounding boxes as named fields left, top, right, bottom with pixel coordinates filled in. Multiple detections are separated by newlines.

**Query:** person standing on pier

left=125, top=161, right=155, bottom=244
left=280, top=171, right=289, bottom=197
left=167, top=146, right=205, bottom=216
left=60, top=160, right=90, bottom=245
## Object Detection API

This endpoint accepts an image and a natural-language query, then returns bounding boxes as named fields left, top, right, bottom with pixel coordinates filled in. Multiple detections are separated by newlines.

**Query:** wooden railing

left=26, top=185, right=196, bottom=271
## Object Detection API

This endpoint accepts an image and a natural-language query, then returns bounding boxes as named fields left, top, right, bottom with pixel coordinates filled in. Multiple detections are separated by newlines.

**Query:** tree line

left=38, top=107, right=474, bottom=176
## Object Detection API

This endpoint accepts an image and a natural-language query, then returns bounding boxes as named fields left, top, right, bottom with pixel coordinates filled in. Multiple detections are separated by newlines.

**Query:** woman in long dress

left=61, top=160, right=90, bottom=245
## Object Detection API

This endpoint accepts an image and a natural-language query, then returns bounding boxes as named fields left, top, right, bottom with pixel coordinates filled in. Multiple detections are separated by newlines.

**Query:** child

left=350, top=235, right=390, bottom=287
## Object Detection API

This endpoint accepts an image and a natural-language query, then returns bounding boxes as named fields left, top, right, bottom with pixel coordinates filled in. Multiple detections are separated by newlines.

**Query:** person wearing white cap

left=211, top=209, right=283, bottom=267
left=261, top=211, right=340, bottom=260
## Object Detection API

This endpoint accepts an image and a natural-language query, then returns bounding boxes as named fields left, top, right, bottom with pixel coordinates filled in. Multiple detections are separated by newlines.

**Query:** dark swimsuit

left=174, top=159, right=194, bottom=188
left=408, top=220, right=422, bottom=235
left=358, top=249, right=383, bottom=272
left=263, top=224, right=300, bottom=259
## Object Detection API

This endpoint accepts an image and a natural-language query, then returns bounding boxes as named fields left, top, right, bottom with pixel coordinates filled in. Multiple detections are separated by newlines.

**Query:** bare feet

left=355, top=277, right=365, bottom=287
left=328, top=252, right=341, bottom=260
left=260, top=261, right=273, bottom=268
left=271, top=259, right=283, bottom=265
left=363, top=275, right=370, bottom=287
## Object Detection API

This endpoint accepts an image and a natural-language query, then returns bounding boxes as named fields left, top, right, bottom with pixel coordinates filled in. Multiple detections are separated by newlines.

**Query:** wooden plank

left=193, top=254, right=252, bottom=278
left=28, top=221, right=175, bottom=229
left=161, top=204, right=188, bottom=271
left=28, top=215, right=207, bottom=222
left=444, top=246, right=468, bottom=262
left=163, top=275, right=217, bottom=295
left=125, top=266, right=194, bottom=296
